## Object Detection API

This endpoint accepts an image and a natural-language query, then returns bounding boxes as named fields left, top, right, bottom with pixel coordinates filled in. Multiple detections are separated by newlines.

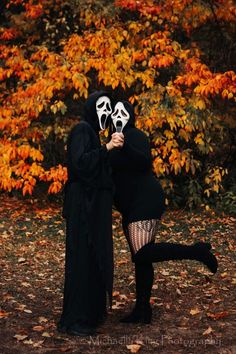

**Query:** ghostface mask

left=95, top=96, right=112, bottom=130
left=111, top=102, right=130, bottom=133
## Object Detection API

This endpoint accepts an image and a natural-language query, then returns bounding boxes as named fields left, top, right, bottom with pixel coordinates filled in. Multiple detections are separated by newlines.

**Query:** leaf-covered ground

left=0, top=194, right=235, bottom=354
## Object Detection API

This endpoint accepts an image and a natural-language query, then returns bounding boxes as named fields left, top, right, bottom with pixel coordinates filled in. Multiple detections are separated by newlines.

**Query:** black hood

left=83, top=90, right=112, bottom=132
left=122, top=101, right=135, bottom=130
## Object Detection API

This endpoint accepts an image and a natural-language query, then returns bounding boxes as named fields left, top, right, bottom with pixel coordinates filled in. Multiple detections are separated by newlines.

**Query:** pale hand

left=106, top=132, right=124, bottom=150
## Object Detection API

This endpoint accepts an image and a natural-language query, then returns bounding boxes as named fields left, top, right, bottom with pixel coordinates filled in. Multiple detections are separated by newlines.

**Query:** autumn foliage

left=0, top=0, right=235, bottom=208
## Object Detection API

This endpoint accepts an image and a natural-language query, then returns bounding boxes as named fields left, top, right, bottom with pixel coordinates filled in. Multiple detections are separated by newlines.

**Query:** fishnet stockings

left=127, top=219, right=159, bottom=255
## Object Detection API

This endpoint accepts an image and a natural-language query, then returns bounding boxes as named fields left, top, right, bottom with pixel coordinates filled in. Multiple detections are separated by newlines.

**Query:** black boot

left=120, top=262, right=154, bottom=324
left=134, top=241, right=218, bottom=274
left=192, top=242, right=218, bottom=273
left=67, top=322, right=97, bottom=336
left=57, top=322, right=67, bottom=333
left=120, top=302, right=152, bottom=324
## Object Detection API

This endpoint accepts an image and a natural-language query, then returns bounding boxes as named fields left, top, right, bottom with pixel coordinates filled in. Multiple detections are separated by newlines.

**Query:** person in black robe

left=109, top=100, right=218, bottom=324
left=57, top=91, right=124, bottom=336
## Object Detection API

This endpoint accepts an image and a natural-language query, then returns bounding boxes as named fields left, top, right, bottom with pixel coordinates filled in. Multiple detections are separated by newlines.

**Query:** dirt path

left=0, top=194, right=235, bottom=353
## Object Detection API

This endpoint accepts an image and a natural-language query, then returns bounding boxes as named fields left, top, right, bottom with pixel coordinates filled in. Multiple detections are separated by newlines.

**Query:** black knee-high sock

left=134, top=242, right=218, bottom=273
left=135, top=262, right=154, bottom=308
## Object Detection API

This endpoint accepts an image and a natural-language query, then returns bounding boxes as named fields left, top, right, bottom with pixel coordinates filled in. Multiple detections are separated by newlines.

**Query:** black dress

left=59, top=91, right=113, bottom=328
left=109, top=108, right=165, bottom=227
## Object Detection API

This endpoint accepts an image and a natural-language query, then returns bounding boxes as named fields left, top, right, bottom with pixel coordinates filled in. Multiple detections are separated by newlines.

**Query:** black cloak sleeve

left=67, top=122, right=108, bottom=186
left=109, top=128, right=152, bottom=172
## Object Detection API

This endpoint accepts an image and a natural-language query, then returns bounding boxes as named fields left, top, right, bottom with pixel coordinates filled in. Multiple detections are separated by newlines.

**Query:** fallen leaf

left=120, top=294, right=128, bottom=300
left=190, top=308, right=201, bottom=315
left=203, top=326, right=214, bottom=335
left=0, top=310, right=10, bottom=318
left=126, top=344, right=142, bottom=353
left=33, top=340, right=44, bottom=348
left=117, top=260, right=128, bottom=265
left=23, top=339, right=34, bottom=345
left=206, top=311, right=229, bottom=320
left=38, top=316, right=48, bottom=323
left=14, top=334, right=28, bottom=341
left=220, top=272, right=228, bottom=278
left=112, top=301, right=125, bottom=309
left=112, top=291, right=120, bottom=297
left=42, top=332, right=51, bottom=337
left=33, top=325, right=44, bottom=331
left=21, top=282, right=31, bottom=287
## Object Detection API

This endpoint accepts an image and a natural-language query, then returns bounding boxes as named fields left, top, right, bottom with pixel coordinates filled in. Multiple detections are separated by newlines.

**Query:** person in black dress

left=109, top=100, right=218, bottom=324
left=57, top=91, right=124, bottom=336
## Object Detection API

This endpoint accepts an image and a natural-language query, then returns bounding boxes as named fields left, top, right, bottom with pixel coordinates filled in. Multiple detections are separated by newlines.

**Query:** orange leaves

left=116, top=0, right=236, bottom=35
left=22, top=178, right=35, bottom=196
left=48, top=181, right=63, bottom=194
left=40, top=165, right=68, bottom=194
left=116, top=0, right=161, bottom=16
left=0, top=0, right=234, bottom=201
left=149, top=54, right=175, bottom=68
left=0, top=28, right=19, bottom=41
left=25, top=3, right=43, bottom=19
left=17, top=145, right=31, bottom=160
left=175, top=58, right=236, bottom=100
left=17, top=145, right=43, bottom=162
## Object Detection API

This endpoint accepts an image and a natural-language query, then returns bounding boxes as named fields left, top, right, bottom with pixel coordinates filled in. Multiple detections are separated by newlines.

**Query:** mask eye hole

left=121, top=109, right=128, bottom=117
left=106, top=102, right=111, bottom=110
left=97, top=101, right=105, bottom=109
left=112, top=109, right=118, bottom=116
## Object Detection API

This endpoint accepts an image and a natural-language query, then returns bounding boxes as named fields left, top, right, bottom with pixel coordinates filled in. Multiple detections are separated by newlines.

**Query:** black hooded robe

left=59, top=92, right=113, bottom=329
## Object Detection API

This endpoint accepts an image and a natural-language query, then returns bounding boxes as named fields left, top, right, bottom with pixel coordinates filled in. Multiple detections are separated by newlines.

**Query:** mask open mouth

left=116, top=120, right=123, bottom=133
left=100, top=113, right=108, bottom=130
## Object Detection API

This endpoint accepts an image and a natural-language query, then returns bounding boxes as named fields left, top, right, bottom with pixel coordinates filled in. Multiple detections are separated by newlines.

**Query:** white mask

left=111, top=102, right=130, bottom=133
left=96, top=96, right=112, bottom=130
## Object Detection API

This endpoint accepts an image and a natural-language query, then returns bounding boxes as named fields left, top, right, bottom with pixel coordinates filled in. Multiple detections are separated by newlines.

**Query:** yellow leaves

left=193, top=98, right=206, bottom=110
left=164, top=130, right=174, bottom=139
left=72, top=73, right=89, bottom=98
left=30, top=162, right=44, bottom=177
left=194, top=133, right=204, bottom=145
left=179, top=128, right=190, bottom=142
left=153, top=157, right=168, bottom=176
left=50, top=101, right=67, bottom=115
left=128, top=22, right=143, bottom=33
left=204, top=167, right=228, bottom=198
left=166, top=114, right=177, bottom=131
